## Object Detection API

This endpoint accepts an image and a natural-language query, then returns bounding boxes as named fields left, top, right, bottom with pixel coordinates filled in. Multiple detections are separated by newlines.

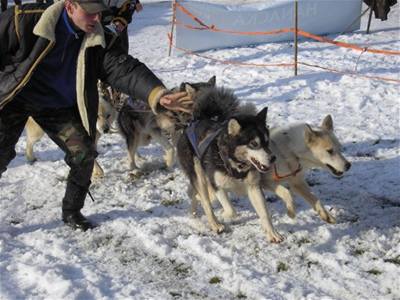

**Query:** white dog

left=260, top=115, right=351, bottom=224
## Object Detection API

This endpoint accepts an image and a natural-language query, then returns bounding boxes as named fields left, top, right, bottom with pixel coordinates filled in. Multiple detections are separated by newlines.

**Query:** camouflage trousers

left=0, top=98, right=97, bottom=212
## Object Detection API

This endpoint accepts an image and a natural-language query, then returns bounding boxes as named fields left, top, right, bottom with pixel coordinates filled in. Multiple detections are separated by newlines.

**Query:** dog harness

left=185, top=120, right=225, bottom=159
left=186, top=120, right=250, bottom=179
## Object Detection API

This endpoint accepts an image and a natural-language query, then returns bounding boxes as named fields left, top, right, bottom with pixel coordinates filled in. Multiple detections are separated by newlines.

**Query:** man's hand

left=159, top=91, right=193, bottom=114
left=113, top=20, right=126, bottom=33
left=135, top=2, right=143, bottom=12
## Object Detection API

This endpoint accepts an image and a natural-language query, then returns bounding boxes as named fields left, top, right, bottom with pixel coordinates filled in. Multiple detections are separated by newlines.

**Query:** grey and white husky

left=177, top=87, right=283, bottom=243
left=117, top=76, right=216, bottom=172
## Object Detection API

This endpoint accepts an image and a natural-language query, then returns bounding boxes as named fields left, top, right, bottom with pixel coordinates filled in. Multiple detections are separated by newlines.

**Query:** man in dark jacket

left=0, top=0, right=191, bottom=231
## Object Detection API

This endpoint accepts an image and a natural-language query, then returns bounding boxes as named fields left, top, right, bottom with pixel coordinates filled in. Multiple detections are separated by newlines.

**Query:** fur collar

left=33, top=1, right=105, bottom=48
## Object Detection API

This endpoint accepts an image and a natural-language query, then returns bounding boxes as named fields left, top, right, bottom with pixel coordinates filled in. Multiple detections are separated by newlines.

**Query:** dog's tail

left=192, top=87, right=239, bottom=122
left=117, top=104, right=141, bottom=139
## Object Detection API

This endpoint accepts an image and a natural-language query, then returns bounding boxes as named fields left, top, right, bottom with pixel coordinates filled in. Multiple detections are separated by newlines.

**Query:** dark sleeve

left=0, top=7, right=18, bottom=69
left=99, top=33, right=165, bottom=102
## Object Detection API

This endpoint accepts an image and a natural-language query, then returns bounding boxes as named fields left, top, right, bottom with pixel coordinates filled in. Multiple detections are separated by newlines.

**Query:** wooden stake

left=168, top=0, right=177, bottom=56
left=366, top=0, right=375, bottom=34
left=294, top=0, right=298, bottom=76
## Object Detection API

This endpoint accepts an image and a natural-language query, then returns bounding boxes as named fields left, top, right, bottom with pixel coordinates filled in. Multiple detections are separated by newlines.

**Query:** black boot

left=62, top=211, right=95, bottom=231
left=62, top=179, right=95, bottom=231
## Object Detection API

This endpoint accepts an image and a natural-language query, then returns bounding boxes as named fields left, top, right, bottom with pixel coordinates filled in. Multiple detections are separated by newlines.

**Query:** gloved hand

left=160, top=91, right=193, bottom=114
left=113, top=20, right=126, bottom=33
left=105, top=22, right=119, bottom=35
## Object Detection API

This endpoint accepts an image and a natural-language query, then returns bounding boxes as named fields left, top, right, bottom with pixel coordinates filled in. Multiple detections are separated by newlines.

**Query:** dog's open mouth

left=326, top=164, right=343, bottom=177
left=250, top=158, right=270, bottom=173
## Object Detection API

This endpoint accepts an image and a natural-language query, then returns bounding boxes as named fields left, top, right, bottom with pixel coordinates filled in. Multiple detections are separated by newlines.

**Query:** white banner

left=175, top=0, right=362, bottom=54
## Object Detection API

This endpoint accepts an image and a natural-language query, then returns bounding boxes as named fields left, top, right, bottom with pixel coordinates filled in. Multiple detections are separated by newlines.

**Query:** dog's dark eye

left=327, top=148, right=334, bottom=155
left=249, top=140, right=260, bottom=149
left=106, top=114, right=111, bottom=120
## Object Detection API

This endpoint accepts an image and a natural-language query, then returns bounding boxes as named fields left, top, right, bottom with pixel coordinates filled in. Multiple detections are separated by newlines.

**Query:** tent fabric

left=175, top=0, right=362, bottom=54
left=363, top=0, right=397, bottom=20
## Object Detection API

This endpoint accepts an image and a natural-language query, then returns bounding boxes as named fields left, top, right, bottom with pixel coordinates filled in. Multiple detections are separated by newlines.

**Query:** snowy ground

left=1, top=1, right=400, bottom=299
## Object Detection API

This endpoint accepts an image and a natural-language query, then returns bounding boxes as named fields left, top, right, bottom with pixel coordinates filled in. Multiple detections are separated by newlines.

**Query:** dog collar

left=272, top=162, right=302, bottom=181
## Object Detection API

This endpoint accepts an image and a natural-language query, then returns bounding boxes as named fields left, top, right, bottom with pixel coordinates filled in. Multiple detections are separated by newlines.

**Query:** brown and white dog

left=117, top=76, right=216, bottom=174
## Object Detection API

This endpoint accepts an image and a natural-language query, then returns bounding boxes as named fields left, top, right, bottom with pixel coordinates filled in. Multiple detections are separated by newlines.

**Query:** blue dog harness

left=185, top=120, right=225, bottom=159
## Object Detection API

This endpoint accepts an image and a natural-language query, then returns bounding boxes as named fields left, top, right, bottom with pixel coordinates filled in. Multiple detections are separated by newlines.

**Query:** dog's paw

left=211, top=223, right=225, bottom=234
left=286, top=204, right=296, bottom=219
left=222, top=210, right=238, bottom=221
left=91, top=169, right=104, bottom=179
left=164, top=149, right=175, bottom=168
left=267, top=230, right=284, bottom=243
left=92, top=161, right=104, bottom=179
left=128, top=169, right=144, bottom=180
left=316, top=202, right=336, bottom=224
left=27, top=157, right=37, bottom=165
left=129, top=162, right=140, bottom=170
left=320, top=210, right=336, bottom=224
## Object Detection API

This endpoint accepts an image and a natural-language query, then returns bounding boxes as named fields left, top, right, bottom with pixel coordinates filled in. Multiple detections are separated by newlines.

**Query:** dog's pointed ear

left=208, top=76, right=216, bottom=86
left=257, top=107, right=268, bottom=123
left=321, top=114, right=333, bottom=132
left=304, top=124, right=316, bottom=144
left=185, top=84, right=196, bottom=98
left=228, top=118, right=241, bottom=136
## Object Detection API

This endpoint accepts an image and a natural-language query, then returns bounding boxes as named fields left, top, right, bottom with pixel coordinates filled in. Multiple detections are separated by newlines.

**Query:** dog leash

left=87, top=189, right=96, bottom=202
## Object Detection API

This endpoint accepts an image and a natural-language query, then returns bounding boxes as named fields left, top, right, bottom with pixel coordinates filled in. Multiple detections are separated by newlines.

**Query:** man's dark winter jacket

left=0, top=1, right=165, bottom=137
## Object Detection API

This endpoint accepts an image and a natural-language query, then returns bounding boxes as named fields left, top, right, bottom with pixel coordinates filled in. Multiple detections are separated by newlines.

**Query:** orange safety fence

left=169, top=37, right=294, bottom=68
left=169, top=35, right=400, bottom=84
left=174, top=2, right=400, bottom=56
left=169, top=2, right=400, bottom=84
left=298, top=62, right=400, bottom=83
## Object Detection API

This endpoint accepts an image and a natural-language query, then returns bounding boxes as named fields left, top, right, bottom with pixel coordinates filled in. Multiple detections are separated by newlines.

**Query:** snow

left=1, top=1, right=400, bottom=299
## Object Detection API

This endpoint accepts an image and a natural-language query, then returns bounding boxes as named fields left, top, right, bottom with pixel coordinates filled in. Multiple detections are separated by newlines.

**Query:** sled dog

left=118, top=76, right=216, bottom=172
left=177, top=87, right=283, bottom=243
left=25, top=94, right=117, bottom=179
left=261, top=115, right=351, bottom=223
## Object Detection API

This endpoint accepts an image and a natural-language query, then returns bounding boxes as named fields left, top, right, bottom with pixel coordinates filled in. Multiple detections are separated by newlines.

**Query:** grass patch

left=173, top=263, right=191, bottom=278
left=353, top=249, right=366, bottom=256
left=209, top=276, right=222, bottom=284
left=277, top=262, right=289, bottom=272
left=236, top=292, right=247, bottom=299
left=169, top=291, right=182, bottom=298
left=366, top=269, right=382, bottom=275
left=297, top=237, right=311, bottom=247
left=307, top=261, right=319, bottom=268
left=384, top=255, right=400, bottom=265
left=161, top=199, right=180, bottom=207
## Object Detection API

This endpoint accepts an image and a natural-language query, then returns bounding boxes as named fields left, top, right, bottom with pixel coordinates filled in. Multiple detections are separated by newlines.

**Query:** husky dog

left=118, top=76, right=216, bottom=172
left=261, top=115, right=351, bottom=224
left=177, top=87, right=283, bottom=243
left=25, top=95, right=117, bottom=179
